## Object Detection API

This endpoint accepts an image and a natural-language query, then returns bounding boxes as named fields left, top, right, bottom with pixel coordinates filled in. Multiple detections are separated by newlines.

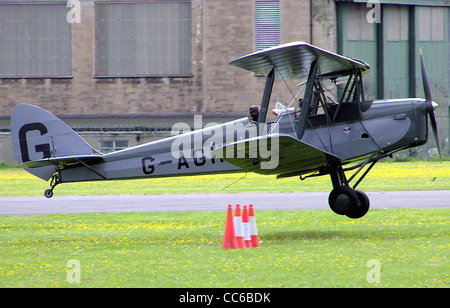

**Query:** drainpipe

left=309, top=0, right=313, bottom=44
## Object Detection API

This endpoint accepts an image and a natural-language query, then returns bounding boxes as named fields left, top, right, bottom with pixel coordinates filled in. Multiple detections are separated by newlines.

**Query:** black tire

left=44, top=189, right=53, bottom=198
left=346, top=190, right=370, bottom=219
left=328, top=186, right=360, bottom=215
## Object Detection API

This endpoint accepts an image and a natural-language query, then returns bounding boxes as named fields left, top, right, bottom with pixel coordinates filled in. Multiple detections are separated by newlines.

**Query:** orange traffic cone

left=249, top=204, right=260, bottom=247
left=242, top=205, right=252, bottom=248
left=234, top=204, right=245, bottom=249
left=222, top=205, right=238, bottom=249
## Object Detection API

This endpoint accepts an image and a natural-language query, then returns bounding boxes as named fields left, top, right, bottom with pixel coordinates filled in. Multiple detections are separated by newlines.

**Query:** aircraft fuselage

left=58, top=97, right=429, bottom=184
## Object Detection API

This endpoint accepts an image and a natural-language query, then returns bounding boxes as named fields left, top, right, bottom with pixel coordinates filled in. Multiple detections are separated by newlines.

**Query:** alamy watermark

left=64, top=1, right=380, bottom=25
left=170, top=115, right=280, bottom=170
left=66, top=259, right=81, bottom=284
left=366, top=0, right=381, bottom=24
left=66, top=0, right=81, bottom=24
left=366, top=259, right=381, bottom=284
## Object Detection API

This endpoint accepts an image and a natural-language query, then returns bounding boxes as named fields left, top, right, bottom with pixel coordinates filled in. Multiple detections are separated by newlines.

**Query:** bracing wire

left=221, top=172, right=248, bottom=191
left=269, top=66, right=305, bottom=134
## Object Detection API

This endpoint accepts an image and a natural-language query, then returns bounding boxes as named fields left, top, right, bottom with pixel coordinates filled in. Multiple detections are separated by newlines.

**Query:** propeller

left=419, top=49, right=441, bottom=159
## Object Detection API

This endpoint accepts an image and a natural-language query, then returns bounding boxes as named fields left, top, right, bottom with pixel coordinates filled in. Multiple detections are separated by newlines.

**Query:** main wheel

left=328, top=186, right=360, bottom=215
left=346, top=190, right=370, bottom=219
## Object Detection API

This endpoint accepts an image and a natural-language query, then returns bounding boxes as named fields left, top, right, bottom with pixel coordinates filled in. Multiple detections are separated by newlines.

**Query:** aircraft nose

left=431, top=101, right=438, bottom=110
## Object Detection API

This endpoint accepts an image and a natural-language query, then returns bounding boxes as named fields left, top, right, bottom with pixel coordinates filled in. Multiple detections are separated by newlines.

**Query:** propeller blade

left=419, top=49, right=432, bottom=104
left=419, top=49, right=441, bottom=159
left=428, top=108, right=441, bottom=159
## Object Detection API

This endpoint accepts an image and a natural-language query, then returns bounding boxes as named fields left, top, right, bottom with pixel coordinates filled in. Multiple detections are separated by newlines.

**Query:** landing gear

left=328, top=164, right=370, bottom=219
left=348, top=190, right=370, bottom=219
left=328, top=186, right=359, bottom=215
left=44, top=173, right=60, bottom=198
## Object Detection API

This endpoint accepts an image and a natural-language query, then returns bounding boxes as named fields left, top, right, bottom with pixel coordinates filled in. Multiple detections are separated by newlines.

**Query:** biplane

left=11, top=42, right=440, bottom=219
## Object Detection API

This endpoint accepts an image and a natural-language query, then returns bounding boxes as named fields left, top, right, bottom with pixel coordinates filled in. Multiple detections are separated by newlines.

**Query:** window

left=418, top=6, right=445, bottom=41
left=95, top=1, right=192, bottom=77
left=255, top=0, right=281, bottom=51
left=101, top=140, right=128, bottom=153
left=386, top=5, right=409, bottom=41
left=0, top=3, right=71, bottom=78
left=346, top=3, right=374, bottom=41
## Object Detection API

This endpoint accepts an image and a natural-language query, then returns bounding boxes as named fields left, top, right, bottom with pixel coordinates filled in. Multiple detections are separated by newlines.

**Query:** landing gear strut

left=44, top=173, right=60, bottom=198
left=328, top=164, right=370, bottom=219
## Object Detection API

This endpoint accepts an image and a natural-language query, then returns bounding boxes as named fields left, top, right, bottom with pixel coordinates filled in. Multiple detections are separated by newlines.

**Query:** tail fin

left=11, top=104, right=97, bottom=181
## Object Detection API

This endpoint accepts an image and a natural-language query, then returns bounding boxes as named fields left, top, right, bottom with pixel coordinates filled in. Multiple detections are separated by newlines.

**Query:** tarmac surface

left=0, top=190, right=448, bottom=215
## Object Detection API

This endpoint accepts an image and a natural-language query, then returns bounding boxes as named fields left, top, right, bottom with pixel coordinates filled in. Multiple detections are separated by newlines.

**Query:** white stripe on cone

left=234, top=204, right=245, bottom=248
left=249, top=204, right=260, bottom=247
left=242, top=205, right=252, bottom=248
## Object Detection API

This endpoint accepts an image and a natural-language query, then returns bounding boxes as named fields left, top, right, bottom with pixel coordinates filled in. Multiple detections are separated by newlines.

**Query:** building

left=0, top=0, right=448, bottom=163
left=336, top=0, right=449, bottom=157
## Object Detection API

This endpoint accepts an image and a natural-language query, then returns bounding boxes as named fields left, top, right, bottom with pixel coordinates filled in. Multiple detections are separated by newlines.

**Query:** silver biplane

left=11, top=42, right=440, bottom=219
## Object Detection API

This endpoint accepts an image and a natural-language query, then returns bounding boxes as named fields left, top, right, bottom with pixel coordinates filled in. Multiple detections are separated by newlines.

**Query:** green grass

left=1, top=161, right=448, bottom=288
left=0, top=208, right=448, bottom=287
left=0, top=161, right=449, bottom=196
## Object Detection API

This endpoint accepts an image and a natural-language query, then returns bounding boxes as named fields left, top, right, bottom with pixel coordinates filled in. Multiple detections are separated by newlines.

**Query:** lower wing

left=212, top=134, right=341, bottom=178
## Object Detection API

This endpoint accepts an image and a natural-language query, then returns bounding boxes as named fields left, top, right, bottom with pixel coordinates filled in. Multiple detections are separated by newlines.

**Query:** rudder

left=10, top=104, right=97, bottom=180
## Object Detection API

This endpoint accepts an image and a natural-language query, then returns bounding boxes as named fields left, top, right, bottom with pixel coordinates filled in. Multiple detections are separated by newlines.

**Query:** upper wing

left=229, top=41, right=370, bottom=80
left=212, top=134, right=341, bottom=178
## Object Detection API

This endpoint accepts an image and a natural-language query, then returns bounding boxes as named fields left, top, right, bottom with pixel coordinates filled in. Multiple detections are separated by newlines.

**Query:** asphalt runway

left=0, top=190, right=448, bottom=215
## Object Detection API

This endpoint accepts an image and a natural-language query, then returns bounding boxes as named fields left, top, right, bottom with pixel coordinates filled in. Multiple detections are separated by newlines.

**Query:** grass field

left=0, top=161, right=449, bottom=196
left=0, top=161, right=448, bottom=288
left=0, top=208, right=448, bottom=287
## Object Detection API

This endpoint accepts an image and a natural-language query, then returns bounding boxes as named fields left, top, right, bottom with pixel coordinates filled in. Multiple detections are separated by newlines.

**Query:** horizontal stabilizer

left=212, top=134, right=340, bottom=177
left=20, top=154, right=103, bottom=168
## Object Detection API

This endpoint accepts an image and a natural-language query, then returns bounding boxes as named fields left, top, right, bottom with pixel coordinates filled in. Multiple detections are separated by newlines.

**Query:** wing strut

left=296, top=58, right=319, bottom=139
left=257, top=68, right=275, bottom=135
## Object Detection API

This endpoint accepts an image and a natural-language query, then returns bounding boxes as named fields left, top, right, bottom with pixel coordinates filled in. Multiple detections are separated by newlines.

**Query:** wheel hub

left=336, top=193, right=351, bottom=210
left=336, top=194, right=350, bottom=208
